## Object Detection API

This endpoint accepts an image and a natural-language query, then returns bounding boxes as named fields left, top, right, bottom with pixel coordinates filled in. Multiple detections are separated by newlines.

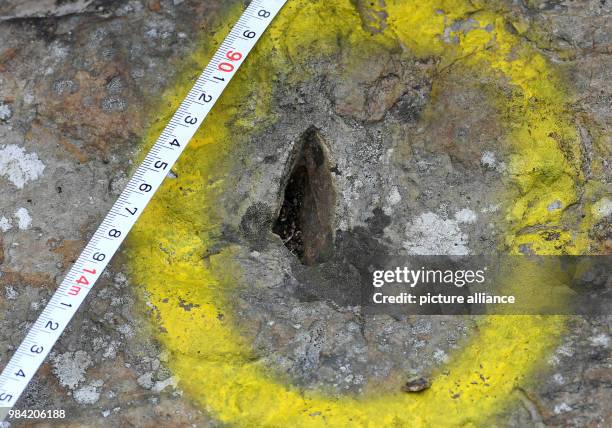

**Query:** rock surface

left=0, top=1, right=230, bottom=426
left=0, top=0, right=609, bottom=426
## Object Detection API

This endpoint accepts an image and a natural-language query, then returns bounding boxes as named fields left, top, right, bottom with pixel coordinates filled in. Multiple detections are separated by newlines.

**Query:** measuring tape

left=0, top=0, right=287, bottom=418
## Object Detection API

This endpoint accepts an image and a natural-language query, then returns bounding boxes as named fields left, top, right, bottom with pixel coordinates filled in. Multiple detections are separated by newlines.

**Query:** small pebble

left=401, top=377, right=430, bottom=392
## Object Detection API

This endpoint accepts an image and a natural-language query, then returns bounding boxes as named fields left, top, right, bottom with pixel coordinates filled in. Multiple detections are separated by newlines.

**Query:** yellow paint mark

left=127, top=0, right=597, bottom=426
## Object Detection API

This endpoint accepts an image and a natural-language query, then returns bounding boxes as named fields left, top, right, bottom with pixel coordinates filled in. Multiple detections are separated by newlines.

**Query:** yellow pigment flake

left=127, top=0, right=596, bottom=426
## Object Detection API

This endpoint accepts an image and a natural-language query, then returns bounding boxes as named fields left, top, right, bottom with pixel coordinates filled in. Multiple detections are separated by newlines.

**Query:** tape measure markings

left=0, top=0, right=287, bottom=415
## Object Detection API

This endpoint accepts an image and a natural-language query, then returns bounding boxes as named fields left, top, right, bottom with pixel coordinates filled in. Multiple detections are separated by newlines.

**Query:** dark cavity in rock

left=273, top=127, right=335, bottom=265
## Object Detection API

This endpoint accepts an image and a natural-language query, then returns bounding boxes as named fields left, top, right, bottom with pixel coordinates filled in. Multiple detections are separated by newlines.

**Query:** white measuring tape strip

left=0, top=0, right=287, bottom=418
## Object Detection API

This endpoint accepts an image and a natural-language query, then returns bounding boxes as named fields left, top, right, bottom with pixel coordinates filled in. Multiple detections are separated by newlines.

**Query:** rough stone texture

left=0, top=1, right=95, bottom=21
left=0, top=0, right=609, bottom=426
left=224, top=46, right=492, bottom=393
left=0, top=1, right=230, bottom=426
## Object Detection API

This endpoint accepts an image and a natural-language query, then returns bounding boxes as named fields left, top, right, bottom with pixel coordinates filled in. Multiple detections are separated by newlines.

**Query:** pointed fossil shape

left=273, top=127, right=335, bottom=265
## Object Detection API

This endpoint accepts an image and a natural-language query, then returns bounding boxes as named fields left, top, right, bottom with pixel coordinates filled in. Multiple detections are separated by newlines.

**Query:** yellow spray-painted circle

left=128, top=1, right=597, bottom=426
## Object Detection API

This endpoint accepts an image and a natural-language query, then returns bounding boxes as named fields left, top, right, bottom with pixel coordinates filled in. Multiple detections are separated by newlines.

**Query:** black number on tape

left=108, top=229, right=121, bottom=238
left=45, top=321, right=59, bottom=331
left=154, top=160, right=168, bottom=170
left=199, top=92, right=212, bottom=102
left=30, top=345, right=43, bottom=354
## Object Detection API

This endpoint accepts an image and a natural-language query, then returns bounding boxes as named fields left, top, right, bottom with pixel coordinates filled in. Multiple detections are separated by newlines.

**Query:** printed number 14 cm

left=68, top=268, right=96, bottom=296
